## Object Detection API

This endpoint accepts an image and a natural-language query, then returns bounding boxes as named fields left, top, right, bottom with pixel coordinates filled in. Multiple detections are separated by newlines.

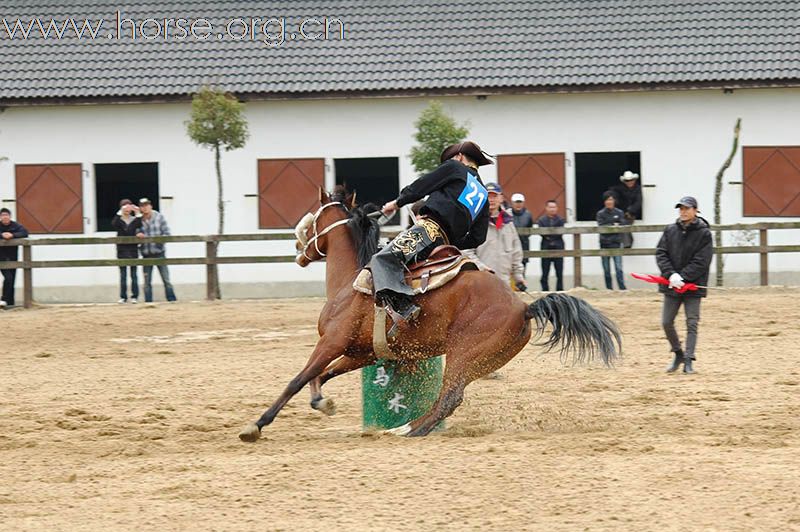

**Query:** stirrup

left=386, top=303, right=421, bottom=340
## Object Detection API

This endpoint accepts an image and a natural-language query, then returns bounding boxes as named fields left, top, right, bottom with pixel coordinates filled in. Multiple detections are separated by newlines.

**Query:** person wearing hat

left=510, top=193, right=534, bottom=276
left=0, top=208, right=28, bottom=308
left=656, top=196, right=713, bottom=374
left=465, top=182, right=526, bottom=292
left=136, top=198, right=177, bottom=303
left=609, top=170, right=642, bottom=248
left=370, top=140, right=492, bottom=338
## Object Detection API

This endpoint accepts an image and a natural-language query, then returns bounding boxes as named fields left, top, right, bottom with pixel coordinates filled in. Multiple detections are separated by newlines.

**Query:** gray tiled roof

left=2, top=0, right=799, bottom=102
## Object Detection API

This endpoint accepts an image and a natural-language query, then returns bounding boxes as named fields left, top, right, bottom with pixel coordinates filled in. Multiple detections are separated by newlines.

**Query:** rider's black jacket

left=395, top=159, right=490, bottom=249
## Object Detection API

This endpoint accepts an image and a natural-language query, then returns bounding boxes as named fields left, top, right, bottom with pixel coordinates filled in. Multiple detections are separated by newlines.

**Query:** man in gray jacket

left=465, top=183, right=526, bottom=291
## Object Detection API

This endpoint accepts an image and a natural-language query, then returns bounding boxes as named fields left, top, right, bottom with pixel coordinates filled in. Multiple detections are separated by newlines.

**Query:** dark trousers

left=119, top=265, right=139, bottom=300
left=1, top=268, right=16, bottom=306
left=142, top=253, right=177, bottom=302
left=540, top=257, right=563, bottom=291
left=369, top=219, right=444, bottom=300
left=601, top=244, right=626, bottom=290
left=662, top=295, right=701, bottom=359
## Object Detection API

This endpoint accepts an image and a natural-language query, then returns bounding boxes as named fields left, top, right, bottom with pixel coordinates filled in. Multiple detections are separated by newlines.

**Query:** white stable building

left=1, top=1, right=799, bottom=301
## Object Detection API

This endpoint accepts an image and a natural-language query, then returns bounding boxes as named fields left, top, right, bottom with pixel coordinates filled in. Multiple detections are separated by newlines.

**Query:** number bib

left=457, top=172, right=488, bottom=220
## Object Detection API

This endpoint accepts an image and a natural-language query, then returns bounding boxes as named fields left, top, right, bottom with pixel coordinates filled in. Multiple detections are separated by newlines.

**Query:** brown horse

left=239, top=188, right=621, bottom=441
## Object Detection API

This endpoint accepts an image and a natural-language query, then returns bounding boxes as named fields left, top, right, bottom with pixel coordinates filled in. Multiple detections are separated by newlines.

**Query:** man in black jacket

left=656, top=196, right=713, bottom=374
left=371, top=141, right=492, bottom=338
left=597, top=193, right=627, bottom=290
left=0, top=208, right=29, bottom=308
left=609, top=170, right=642, bottom=248
left=536, top=199, right=565, bottom=291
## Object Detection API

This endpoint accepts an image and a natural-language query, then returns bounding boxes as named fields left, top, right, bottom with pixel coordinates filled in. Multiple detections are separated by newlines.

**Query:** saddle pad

left=353, top=258, right=483, bottom=296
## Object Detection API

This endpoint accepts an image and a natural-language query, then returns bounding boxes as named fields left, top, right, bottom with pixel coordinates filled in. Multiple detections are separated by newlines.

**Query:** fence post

left=22, top=242, right=33, bottom=309
left=573, top=233, right=582, bottom=288
left=205, top=239, right=217, bottom=301
left=362, top=357, right=443, bottom=432
left=759, top=228, right=768, bottom=286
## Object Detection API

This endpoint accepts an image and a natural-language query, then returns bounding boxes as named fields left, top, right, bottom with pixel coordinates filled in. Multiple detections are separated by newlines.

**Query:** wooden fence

left=1, top=221, right=799, bottom=309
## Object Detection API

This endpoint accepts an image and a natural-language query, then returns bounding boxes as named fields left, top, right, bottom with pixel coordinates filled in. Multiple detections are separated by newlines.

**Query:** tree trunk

left=214, top=144, right=223, bottom=299
left=713, top=118, right=741, bottom=287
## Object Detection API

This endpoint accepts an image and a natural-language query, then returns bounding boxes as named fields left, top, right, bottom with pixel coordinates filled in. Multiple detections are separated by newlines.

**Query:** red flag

left=630, top=273, right=699, bottom=293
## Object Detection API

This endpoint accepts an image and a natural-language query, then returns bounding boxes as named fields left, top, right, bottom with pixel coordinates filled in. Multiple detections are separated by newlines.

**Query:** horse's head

left=294, top=187, right=357, bottom=267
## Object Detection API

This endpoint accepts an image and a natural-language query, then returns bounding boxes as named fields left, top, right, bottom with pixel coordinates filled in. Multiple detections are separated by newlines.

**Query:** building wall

left=1, top=87, right=798, bottom=301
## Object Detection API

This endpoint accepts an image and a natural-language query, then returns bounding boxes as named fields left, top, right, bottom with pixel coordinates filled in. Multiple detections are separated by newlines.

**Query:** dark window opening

left=575, top=152, right=641, bottom=221
left=334, top=157, right=400, bottom=224
left=95, top=162, right=159, bottom=232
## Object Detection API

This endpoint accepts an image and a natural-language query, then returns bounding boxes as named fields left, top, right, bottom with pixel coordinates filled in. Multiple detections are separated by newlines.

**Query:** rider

left=369, top=140, right=493, bottom=337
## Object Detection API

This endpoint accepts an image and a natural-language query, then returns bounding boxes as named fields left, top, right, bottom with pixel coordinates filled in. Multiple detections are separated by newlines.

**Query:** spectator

left=657, top=196, right=713, bottom=374
left=609, top=170, right=642, bottom=248
left=136, top=198, right=177, bottom=302
left=112, top=199, right=143, bottom=304
left=596, top=192, right=627, bottom=290
left=465, top=183, right=526, bottom=291
left=0, top=208, right=28, bottom=308
left=536, top=199, right=565, bottom=291
left=510, top=193, right=533, bottom=276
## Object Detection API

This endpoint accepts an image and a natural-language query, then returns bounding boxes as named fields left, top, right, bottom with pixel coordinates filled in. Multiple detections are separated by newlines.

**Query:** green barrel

left=361, top=356, right=444, bottom=431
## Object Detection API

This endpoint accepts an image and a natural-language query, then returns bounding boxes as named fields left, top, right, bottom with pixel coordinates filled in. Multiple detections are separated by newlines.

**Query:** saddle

left=353, top=245, right=482, bottom=296
left=359, top=245, right=484, bottom=359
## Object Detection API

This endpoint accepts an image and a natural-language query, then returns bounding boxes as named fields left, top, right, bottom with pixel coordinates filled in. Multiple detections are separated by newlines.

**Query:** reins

left=299, top=201, right=351, bottom=261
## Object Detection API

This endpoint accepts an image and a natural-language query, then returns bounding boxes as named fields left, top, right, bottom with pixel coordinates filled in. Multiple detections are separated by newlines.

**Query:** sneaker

left=130, top=298, right=138, bottom=304
left=0, top=300, right=6, bottom=308
left=117, top=298, right=126, bottom=304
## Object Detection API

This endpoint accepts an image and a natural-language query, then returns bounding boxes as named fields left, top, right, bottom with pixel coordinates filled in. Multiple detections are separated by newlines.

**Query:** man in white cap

left=510, top=193, right=533, bottom=275
left=609, top=170, right=642, bottom=247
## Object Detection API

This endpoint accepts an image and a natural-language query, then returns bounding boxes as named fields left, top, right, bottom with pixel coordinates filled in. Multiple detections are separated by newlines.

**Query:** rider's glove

left=668, top=273, right=685, bottom=289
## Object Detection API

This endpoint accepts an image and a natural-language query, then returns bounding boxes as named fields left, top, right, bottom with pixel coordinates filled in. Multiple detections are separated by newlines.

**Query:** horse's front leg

left=309, top=354, right=377, bottom=416
left=239, top=335, right=346, bottom=442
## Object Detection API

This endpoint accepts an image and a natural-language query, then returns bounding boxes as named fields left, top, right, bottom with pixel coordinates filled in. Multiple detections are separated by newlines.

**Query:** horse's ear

left=319, top=187, right=330, bottom=205
left=345, top=190, right=357, bottom=210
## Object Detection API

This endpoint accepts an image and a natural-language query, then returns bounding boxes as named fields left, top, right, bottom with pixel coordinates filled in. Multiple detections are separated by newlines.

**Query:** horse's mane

left=347, top=203, right=381, bottom=267
left=331, top=185, right=381, bottom=268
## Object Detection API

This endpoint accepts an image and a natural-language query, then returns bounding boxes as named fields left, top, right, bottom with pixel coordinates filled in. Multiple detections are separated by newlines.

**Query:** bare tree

left=713, top=118, right=741, bottom=286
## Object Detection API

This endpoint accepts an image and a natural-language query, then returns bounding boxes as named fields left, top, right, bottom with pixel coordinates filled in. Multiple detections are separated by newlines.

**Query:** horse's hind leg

left=309, top=354, right=376, bottom=416
left=239, top=337, right=345, bottom=442
left=395, top=321, right=532, bottom=437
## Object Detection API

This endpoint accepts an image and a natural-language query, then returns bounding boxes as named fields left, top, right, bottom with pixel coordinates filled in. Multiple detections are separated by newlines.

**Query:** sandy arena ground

left=1, top=287, right=799, bottom=531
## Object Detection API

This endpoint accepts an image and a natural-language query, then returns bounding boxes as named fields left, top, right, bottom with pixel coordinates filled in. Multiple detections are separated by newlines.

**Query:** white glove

left=668, top=273, right=685, bottom=289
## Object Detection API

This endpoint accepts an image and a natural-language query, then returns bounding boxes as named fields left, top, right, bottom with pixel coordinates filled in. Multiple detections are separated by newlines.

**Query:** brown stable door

left=497, top=153, right=566, bottom=220
left=15, top=163, right=84, bottom=233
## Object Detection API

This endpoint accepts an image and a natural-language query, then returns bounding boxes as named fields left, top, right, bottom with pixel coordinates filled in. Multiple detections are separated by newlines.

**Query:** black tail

left=525, top=293, right=621, bottom=366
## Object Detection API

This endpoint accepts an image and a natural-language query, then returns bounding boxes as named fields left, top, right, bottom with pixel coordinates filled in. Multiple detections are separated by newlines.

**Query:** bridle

left=297, top=201, right=351, bottom=261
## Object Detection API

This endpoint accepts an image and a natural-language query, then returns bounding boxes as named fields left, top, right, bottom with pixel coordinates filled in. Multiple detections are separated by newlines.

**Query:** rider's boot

left=385, top=294, right=421, bottom=340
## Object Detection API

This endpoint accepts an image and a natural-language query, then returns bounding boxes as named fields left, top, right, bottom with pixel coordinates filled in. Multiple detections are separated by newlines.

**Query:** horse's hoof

left=383, top=422, right=412, bottom=436
left=238, top=423, right=261, bottom=442
left=312, top=397, right=337, bottom=416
